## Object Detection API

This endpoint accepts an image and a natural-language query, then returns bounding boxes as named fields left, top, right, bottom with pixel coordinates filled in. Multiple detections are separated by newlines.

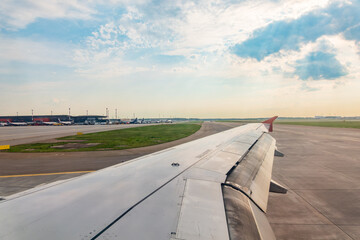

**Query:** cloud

left=343, top=24, right=360, bottom=44
left=71, top=0, right=333, bottom=80
left=0, top=36, right=73, bottom=66
left=301, top=83, right=320, bottom=92
left=0, top=0, right=96, bottom=30
left=0, top=0, right=157, bottom=30
left=233, top=0, right=360, bottom=60
left=294, top=51, right=347, bottom=80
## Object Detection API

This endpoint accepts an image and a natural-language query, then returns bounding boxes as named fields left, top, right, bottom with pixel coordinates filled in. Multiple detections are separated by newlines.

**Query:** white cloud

left=169, top=0, right=333, bottom=54
left=0, top=36, right=73, bottom=66
left=71, top=0, right=336, bottom=81
left=0, top=0, right=155, bottom=30
left=194, top=33, right=360, bottom=94
left=0, top=0, right=95, bottom=29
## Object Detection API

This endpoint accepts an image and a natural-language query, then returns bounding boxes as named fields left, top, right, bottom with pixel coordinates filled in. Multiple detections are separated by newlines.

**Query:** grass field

left=276, top=121, right=360, bottom=129
left=8, top=124, right=201, bottom=153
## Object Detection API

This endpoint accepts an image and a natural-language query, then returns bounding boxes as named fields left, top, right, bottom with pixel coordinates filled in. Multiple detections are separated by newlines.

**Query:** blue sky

left=0, top=0, right=359, bottom=117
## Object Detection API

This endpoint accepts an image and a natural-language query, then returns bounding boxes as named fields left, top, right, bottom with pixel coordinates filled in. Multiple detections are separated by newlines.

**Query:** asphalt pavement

left=0, top=124, right=151, bottom=146
left=268, top=124, right=360, bottom=239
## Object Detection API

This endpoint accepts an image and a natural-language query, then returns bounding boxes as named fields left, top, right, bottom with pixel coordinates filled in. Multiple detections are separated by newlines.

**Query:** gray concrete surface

left=0, top=124, right=153, bottom=146
left=268, top=124, right=360, bottom=240
left=1, top=122, right=359, bottom=239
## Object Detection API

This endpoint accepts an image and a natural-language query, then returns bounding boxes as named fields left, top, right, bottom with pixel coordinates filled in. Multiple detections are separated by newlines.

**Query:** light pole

left=68, top=108, right=71, bottom=120
left=115, top=109, right=117, bottom=119
left=31, top=109, right=33, bottom=121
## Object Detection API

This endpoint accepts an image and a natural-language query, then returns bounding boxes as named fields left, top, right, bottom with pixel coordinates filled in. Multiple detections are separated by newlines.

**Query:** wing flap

left=223, top=185, right=273, bottom=240
left=225, top=133, right=276, bottom=212
left=174, top=179, right=229, bottom=240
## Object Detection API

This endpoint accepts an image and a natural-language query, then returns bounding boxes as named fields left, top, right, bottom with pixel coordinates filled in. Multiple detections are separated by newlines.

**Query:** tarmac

left=0, top=122, right=359, bottom=239
left=268, top=124, right=360, bottom=240
left=0, top=124, right=152, bottom=146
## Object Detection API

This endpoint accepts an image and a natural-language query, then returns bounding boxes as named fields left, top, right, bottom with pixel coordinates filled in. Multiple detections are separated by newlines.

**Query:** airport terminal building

left=0, top=115, right=106, bottom=124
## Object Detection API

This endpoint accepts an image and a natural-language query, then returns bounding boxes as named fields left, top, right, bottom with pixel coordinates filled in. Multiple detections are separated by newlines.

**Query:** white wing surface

left=0, top=117, right=281, bottom=240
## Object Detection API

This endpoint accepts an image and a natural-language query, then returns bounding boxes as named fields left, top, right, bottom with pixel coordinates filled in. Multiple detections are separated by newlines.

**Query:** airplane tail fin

left=262, top=116, right=278, bottom=132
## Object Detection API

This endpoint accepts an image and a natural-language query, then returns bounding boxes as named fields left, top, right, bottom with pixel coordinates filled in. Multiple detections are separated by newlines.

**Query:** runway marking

left=0, top=171, right=95, bottom=178
left=0, top=145, right=10, bottom=150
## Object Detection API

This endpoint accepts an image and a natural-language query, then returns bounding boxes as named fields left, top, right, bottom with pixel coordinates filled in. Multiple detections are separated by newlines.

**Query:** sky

left=0, top=0, right=359, bottom=118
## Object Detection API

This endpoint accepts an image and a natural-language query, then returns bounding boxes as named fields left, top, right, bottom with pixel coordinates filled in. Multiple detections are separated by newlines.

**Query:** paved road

left=268, top=124, right=360, bottom=240
left=1, top=122, right=359, bottom=239
left=0, top=124, right=152, bottom=146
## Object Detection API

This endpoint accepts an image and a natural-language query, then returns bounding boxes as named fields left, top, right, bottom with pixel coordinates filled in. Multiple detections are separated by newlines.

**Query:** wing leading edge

left=0, top=117, right=282, bottom=240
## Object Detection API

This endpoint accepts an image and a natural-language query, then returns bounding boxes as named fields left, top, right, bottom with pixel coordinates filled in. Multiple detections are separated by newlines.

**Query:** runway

left=268, top=124, right=360, bottom=239
left=0, top=124, right=151, bottom=146
left=0, top=122, right=359, bottom=239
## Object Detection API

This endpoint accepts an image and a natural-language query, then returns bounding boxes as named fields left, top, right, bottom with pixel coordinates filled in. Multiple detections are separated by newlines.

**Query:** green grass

left=8, top=124, right=201, bottom=153
left=276, top=121, right=360, bottom=129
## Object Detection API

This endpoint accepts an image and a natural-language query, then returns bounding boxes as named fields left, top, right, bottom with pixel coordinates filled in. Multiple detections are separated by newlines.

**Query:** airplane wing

left=0, top=117, right=283, bottom=240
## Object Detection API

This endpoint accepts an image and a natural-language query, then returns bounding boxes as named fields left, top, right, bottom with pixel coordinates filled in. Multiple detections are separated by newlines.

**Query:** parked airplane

left=58, top=118, right=73, bottom=125
left=41, top=121, right=61, bottom=126
left=6, top=121, right=27, bottom=126
left=130, top=117, right=138, bottom=124
left=0, top=117, right=285, bottom=239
